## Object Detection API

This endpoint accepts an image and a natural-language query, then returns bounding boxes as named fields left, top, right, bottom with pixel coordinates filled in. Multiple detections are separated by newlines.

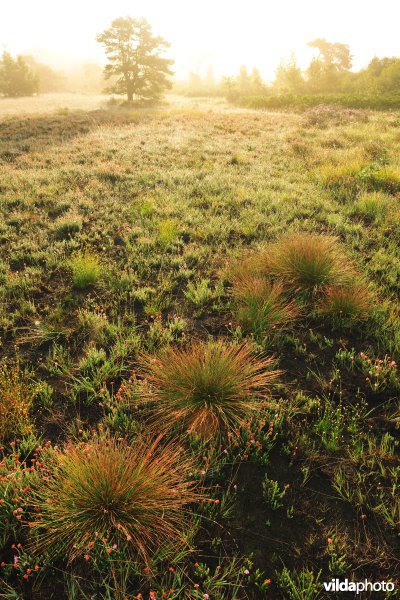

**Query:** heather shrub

left=0, top=361, right=33, bottom=442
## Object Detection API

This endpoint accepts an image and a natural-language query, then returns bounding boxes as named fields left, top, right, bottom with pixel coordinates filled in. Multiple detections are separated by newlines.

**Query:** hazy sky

left=1, top=0, right=399, bottom=79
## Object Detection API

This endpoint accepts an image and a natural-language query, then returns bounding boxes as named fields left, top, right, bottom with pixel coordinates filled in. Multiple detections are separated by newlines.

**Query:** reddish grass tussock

left=318, top=284, right=373, bottom=322
left=139, top=340, right=280, bottom=439
left=267, top=233, right=353, bottom=291
left=29, top=436, right=200, bottom=565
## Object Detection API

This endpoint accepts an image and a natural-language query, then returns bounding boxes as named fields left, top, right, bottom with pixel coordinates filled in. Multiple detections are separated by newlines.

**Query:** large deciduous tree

left=96, top=17, right=174, bottom=103
left=306, top=38, right=352, bottom=93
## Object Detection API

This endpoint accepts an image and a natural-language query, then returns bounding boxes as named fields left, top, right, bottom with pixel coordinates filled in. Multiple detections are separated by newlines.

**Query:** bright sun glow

left=1, top=0, right=400, bottom=79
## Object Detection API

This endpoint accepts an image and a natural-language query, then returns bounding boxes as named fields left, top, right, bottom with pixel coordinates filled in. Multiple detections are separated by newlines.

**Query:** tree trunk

left=126, top=77, right=134, bottom=102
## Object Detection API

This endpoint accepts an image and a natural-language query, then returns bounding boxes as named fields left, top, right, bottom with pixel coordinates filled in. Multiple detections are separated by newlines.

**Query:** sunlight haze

left=2, top=0, right=400, bottom=78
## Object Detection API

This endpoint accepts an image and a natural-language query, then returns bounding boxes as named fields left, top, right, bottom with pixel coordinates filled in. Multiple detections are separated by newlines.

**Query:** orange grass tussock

left=29, top=435, right=200, bottom=565
left=139, top=340, right=281, bottom=439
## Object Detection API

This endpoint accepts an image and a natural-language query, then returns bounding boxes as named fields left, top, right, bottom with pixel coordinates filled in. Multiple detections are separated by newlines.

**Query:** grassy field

left=0, top=96, right=399, bottom=598
left=0, top=93, right=110, bottom=117
left=0, top=93, right=245, bottom=118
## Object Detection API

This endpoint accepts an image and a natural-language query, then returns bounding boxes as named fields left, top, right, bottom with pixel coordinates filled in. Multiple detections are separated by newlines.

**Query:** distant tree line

left=176, top=39, right=400, bottom=106
left=0, top=52, right=39, bottom=97
left=2, top=31, right=400, bottom=106
left=0, top=51, right=105, bottom=97
left=173, top=66, right=267, bottom=98
left=271, top=39, right=400, bottom=96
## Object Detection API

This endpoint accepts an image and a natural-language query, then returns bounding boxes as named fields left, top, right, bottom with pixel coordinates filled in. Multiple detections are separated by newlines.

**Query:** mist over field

left=0, top=2, right=399, bottom=599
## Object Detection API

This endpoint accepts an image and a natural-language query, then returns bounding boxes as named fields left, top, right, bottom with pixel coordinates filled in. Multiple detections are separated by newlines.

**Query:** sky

left=1, top=0, right=399, bottom=79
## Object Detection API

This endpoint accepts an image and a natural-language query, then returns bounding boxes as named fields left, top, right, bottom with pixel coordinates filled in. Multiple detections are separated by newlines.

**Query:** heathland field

left=0, top=96, right=399, bottom=598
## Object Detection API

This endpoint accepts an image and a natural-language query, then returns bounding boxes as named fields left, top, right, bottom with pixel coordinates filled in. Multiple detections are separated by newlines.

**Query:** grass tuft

left=30, top=436, right=199, bottom=565
left=232, top=276, right=297, bottom=336
left=70, top=252, right=101, bottom=290
left=350, top=192, right=390, bottom=224
left=317, top=284, right=372, bottom=326
left=139, top=340, right=280, bottom=438
left=267, top=233, right=352, bottom=291
left=54, top=213, right=82, bottom=240
left=0, top=361, right=33, bottom=442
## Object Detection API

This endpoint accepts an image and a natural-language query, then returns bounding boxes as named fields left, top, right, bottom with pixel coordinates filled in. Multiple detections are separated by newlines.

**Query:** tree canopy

left=96, top=17, right=174, bottom=103
left=0, top=52, right=39, bottom=97
left=22, top=56, right=66, bottom=93
left=307, top=39, right=352, bottom=72
left=306, top=39, right=352, bottom=93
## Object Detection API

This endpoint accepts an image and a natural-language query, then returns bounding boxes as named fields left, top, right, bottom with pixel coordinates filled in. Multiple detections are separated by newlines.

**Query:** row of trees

left=0, top=52, right=106, bottom=97
left=0, top=17, right=173, bottom=102
left=177, top=40, right=400, bottom=100
left=273, top=39, right=400, bottom=95
left=223, top=39, right=400, bottom=99
left=2, top=21, right=400, bottom=102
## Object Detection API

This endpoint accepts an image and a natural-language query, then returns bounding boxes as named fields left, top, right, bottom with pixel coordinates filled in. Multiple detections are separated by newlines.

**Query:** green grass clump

left=30, top=436, right=199, bottom=565
left=350, top=192, right=390, bottom=223
left=140, top=340, right=280, bottom=439
left=321, top=162, right=400, bottom=202
left=319, top=163, right=362, bottom=202
left=70, top=252, right=101, bottom=290
left=158, top=218, right=179, bottom=245
left=362, top=166, right=400, bottom=195
left=233, top=277, right=297, bottom=336
left=54, top=213, right=82, bottom=240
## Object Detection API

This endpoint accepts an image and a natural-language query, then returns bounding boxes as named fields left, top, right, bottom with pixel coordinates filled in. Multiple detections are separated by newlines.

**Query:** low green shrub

left=235, top=93, right=400, bottom=111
